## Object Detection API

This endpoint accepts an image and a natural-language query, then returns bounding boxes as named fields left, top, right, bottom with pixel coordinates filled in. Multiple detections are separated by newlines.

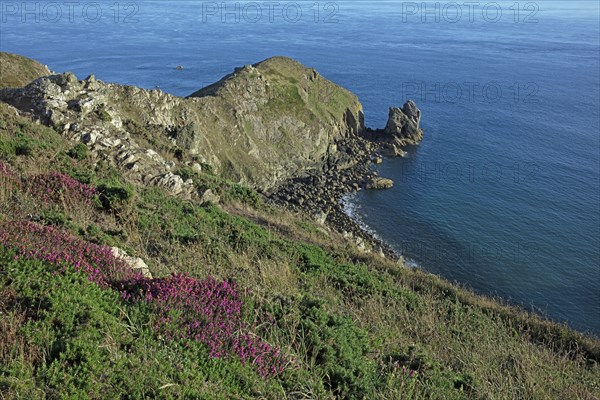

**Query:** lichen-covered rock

left=366, top=177, right=394, bottom=190
left=199, top=188, right=220, bottom=205
left=0, top=56, right=366, bottom=193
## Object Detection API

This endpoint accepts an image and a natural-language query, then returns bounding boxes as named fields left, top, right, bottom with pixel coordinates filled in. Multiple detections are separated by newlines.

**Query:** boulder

left=313, top=210, right=328, bottom=225
left=366, top=177, right=394, bottom=190
left=199, top=188, right=220, bottom=205
left=147, top=172, right=195, bottom=199
left=111, top=247, right=152, bottom=278
left=381, top=143, right=407, bottom=158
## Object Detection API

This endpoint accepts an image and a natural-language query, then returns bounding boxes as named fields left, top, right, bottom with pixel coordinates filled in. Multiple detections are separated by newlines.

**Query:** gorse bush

left=67, top=142, right=89, bottom=160
left=97, top=180, right=134, bottom=211
left=298, top=296, right=377, bottom=398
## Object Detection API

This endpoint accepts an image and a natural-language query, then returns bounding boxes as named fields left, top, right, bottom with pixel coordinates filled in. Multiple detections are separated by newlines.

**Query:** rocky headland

left=2, top=53, right=599, bottom=400
left=0, top=52, right=423, bottom=256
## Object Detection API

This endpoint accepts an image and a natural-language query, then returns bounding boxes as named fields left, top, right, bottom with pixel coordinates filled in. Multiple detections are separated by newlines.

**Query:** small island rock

left=366, top=177, right=394, bottom=190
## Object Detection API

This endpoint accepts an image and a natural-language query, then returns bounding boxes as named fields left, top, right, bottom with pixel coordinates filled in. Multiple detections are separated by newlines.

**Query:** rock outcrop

left=363, top=100, right=424, bottom=157
left=111, top=247, right=153, bottom=278
left=0, top=55, right=365, bottom=193
left=384, top=100, right=423, bottom=143
left=366, top=177, right=394, bottom=190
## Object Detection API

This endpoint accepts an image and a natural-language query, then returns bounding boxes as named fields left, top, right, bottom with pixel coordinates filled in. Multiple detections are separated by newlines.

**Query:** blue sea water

left=1, top=1, right=599, bottom=335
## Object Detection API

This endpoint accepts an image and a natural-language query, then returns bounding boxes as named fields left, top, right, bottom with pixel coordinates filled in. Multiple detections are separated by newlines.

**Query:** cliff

left=1, top=54, right=599, bottom=399
left=0, top=54, right=366, bottom=193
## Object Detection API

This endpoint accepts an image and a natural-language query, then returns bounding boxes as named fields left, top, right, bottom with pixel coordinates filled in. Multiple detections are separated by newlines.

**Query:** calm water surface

left=1, top=0, right=598, bottom=335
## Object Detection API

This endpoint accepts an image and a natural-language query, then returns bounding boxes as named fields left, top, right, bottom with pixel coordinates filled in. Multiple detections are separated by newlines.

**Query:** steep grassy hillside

left=0, top=53, right=50, bottom=89
left=1, top=94, right=600, bottom=399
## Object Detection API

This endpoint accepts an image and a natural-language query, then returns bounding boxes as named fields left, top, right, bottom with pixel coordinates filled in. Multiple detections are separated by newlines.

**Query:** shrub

left=66, top=143, right=88, bottom=160
left=298, top=296, right=378, bottom=398
left=97, top=181, right=133, bottom=211
left=14, top=141, right=32, bottom=156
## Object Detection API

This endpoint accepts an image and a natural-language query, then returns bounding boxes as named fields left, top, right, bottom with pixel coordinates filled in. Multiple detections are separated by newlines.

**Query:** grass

left=0, top=52, right=50, bottom=89
left=1, top=97, right=599, bottom=399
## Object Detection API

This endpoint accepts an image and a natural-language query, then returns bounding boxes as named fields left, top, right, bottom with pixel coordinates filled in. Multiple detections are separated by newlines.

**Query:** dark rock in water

left=384, top=100, right=423, bottom=144
left=402, top=99, right=421, bottom=121
left=381, top=143, right=407, bottom=158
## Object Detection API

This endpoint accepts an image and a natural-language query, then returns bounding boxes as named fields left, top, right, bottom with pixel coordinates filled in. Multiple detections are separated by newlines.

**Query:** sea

left=1, top=0, right=598, bottom=335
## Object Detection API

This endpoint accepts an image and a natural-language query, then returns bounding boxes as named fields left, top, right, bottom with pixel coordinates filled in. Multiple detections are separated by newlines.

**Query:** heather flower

left=0, top=162, right=21, bottom=199
left=25, top=172, right=98, bottom=205
left=0, top=161, right=15, bottom=177
left=0, top=219, right=286, bottom=378
left=0, top=220, right=137, bottom=286
left=124, top=274, right=287, bottom=378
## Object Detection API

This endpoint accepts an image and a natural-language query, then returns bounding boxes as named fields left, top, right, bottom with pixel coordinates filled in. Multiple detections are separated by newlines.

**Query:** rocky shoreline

left=268, top=136, right=400, bottom=258
left=268, top=101, right=424, bottom=260
left=0, top=53, right=423, bottom=260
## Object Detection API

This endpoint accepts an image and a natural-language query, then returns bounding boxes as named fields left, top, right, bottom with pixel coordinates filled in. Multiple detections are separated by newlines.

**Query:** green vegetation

left=0, top=52, right=51, bottom=89
left=1, top=86, right=599, bottom=399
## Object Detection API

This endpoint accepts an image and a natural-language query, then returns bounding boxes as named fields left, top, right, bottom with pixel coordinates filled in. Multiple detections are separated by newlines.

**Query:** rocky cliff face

left=361, top=100, right=424, bottom=157
left=384, top=100, right=423, bottom=143
left=0, top=55, right=365, bottom=193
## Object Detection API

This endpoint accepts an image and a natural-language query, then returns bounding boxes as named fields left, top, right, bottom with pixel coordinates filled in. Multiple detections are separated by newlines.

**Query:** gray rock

left=383, top=100, right=423, bottom=144
left=366, top=177, right=394, bottom=190
left=313, top=210, right=328, bottom=225
left=111, top=247, right=152, bottom=278
left=199, top=188, right=220, bottom=205
left=381, top=143, right=407, bottom=158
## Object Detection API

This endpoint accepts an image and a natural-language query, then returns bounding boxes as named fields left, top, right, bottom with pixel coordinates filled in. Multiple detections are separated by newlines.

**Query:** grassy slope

left=0, top=53, right=50, bottom=89
left=1, top=100, right=599, bottom=400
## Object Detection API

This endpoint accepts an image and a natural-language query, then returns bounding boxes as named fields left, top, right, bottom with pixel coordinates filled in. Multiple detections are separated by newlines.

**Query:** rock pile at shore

left=0, top=52, right=424, bottom=259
